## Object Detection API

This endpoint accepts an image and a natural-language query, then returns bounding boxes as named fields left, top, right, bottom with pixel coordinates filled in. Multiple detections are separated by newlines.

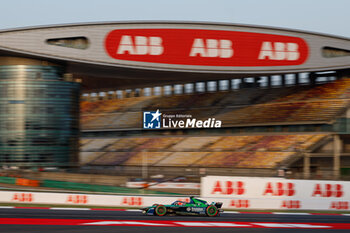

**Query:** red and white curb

left=0, top=206, right=349, bottom=216
left=0, top=218, right=350, bottom=229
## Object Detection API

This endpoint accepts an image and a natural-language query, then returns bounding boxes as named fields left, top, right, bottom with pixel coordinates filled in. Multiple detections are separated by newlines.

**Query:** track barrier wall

left=201, top=176, right=350, bottom=211
left=0, top=176, right=349, bottom=211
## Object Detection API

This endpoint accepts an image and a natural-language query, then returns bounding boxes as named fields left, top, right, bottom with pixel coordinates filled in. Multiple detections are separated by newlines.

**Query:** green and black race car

left=141, top=196, right=223, bottom=217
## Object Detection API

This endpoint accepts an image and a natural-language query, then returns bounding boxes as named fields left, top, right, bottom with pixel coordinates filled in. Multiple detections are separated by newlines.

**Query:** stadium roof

left=0, top=21, right=350, bottom=91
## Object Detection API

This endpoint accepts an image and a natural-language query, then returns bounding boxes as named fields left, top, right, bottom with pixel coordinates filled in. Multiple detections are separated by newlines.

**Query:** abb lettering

left=281, top=200, right=301, bottom=209
left=312, top=184, right=343, bottom=197
left=117, top=35, right=163, bottom=55
left=121, top=197, right=143, bottom=206
left=189, top=39, right=233, bottom=58
left=66, top=195, right=88, bottom=204
left=211, top=181, right=245, bottom=195
left=230, top=199, right=250, bottom=208
left=258, top=42, right=299, bottom=61
left=105, top=29, right=308, bottom=66
left=263, top=182, right=295, bottom=196
left=12, top=193, right=33, bottom=202
left=330, top=201, right=349, bottom=210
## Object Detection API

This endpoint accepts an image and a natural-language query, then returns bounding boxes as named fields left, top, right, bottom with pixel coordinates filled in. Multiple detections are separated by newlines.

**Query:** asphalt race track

left=0, top=208, right=349, bottom=233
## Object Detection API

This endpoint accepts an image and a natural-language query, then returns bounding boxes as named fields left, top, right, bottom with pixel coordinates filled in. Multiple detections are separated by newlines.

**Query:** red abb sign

left=12, top=193, right=33, bottom=202
left=263, top=182, right=295, bottom=196
left=121, top=197, right=143, bottom=206
left=312, top=184, right=343, bottom=197
left=105, top=29, right=308, bottom=67
left=66, top=195, right=88, bottom=204
left=211, top=181, right=245, bottom=195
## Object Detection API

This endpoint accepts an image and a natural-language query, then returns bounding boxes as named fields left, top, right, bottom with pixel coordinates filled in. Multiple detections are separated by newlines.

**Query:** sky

left=0, top=0, right=349, bottom=38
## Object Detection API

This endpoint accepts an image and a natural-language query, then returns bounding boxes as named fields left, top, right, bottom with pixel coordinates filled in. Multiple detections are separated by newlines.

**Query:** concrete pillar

left=130, top=90, right=136, bottom=97
left=111, top=91, right=117, bottom=99
left=267, top=76, right=272, bottom=88
left=296, top=73, right=300, bottom=85
left=139, top=88, right=145, bottom=97
left=303, top=152, right=310, bottom=179
left=103, top=92, right=109, bottom=100
left=282, top=75, right=286, bottom=87
left=121, top=90, right=126, bottom=99
left=203, top=82, right=208, bottom=92
left=252, top=77, right=257, bottom=87
left=333, top=135, right=342, bottom=179
left=228, top=79, right=232, bottom=91
left=309, top=72, right=316, bottom=85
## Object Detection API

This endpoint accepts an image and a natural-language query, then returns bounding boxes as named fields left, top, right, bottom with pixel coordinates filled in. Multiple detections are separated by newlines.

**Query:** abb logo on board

left=263, top=182, right=295, bottom=196
left=66, top=195, right=88, bottom=204
left=312, top=184, right=343, bottom=197
left=258, top=42, right=299, bottom=61
left=12, top=193, right=33, bottom=202
left=211, top=181, right=245, bottom=195
left=117, top=35, right=163, bottom=55
left=105, top=28, right=309, bottom=67
left=121, top=197, right=143, bottom=206
left=330, top=201, right=349, bottom=210
left=230, top=199, right=250, bottom=208
left=189, top=39, right=233, bottom=58
left=281, top=200, right=301, bottom=209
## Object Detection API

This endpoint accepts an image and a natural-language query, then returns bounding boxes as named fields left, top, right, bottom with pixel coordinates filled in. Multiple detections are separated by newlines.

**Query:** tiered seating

left=111, top=112, right=141, bottom=128
left=155, top=152, right=209, bottom=166
left=194, top=152, right=248, bottom=167
left=80, top=134, right=328, bottom=168
left=106, top=138, right=149, bottom=151
left=136, top=137, right=184, bottom=151
left=149, top=94, right=194, bottom=109
left=81, top=78, right=350, bottom=130
left=89, top=152, right=136, bottom=165
left=236, top=152, right=294, bottom=168
left=299, top=134, right=327, bottom=149
left=81, top=139, right=118, bottom=151
left=218, top=99, right=347, bottom=125
left=274, top=78, right=350, bottom=102
left=262, top=135, right=311, bottom=151
left=123, top=152, right=172, bottom=166
left=170, top=137, right=220, bottom=151
left=79, top=152, right=105, bottom=165
left=209, top=136, right=263, bottom=151
left=80, top=139, right=93, bottom=147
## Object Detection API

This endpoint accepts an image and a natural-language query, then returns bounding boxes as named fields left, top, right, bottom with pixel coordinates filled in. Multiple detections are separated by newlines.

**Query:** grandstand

left=80, top=78, right=350, bottom=129
left=80, top=76, right=350, bottom=180
left=1, top=22, right=350, bottom=183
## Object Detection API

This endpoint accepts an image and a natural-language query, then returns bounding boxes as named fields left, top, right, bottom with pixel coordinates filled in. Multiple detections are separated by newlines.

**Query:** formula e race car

left=141, top=196, right=223, bottom=217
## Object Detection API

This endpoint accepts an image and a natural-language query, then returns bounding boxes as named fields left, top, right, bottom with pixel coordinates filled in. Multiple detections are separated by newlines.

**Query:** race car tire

left=205, top=205, right=218, bottom=217
left=154, top=205, right=167, bottom=216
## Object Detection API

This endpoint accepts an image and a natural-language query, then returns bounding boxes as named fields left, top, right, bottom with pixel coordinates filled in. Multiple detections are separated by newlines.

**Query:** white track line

left=224, top=211, right=240, bottom=214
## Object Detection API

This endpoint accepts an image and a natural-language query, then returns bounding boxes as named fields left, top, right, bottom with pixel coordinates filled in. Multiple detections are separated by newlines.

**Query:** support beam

left=296, top=73, right=301, bottom=85
left=309, top=72, right=316, bottom=85
left=303, top=152, right=310, bottom=179
left=333, top=135, right=341, bottom=180
left=228, top=79, right=232, bottom=91
left=281, top=75, right=286, bottom=87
